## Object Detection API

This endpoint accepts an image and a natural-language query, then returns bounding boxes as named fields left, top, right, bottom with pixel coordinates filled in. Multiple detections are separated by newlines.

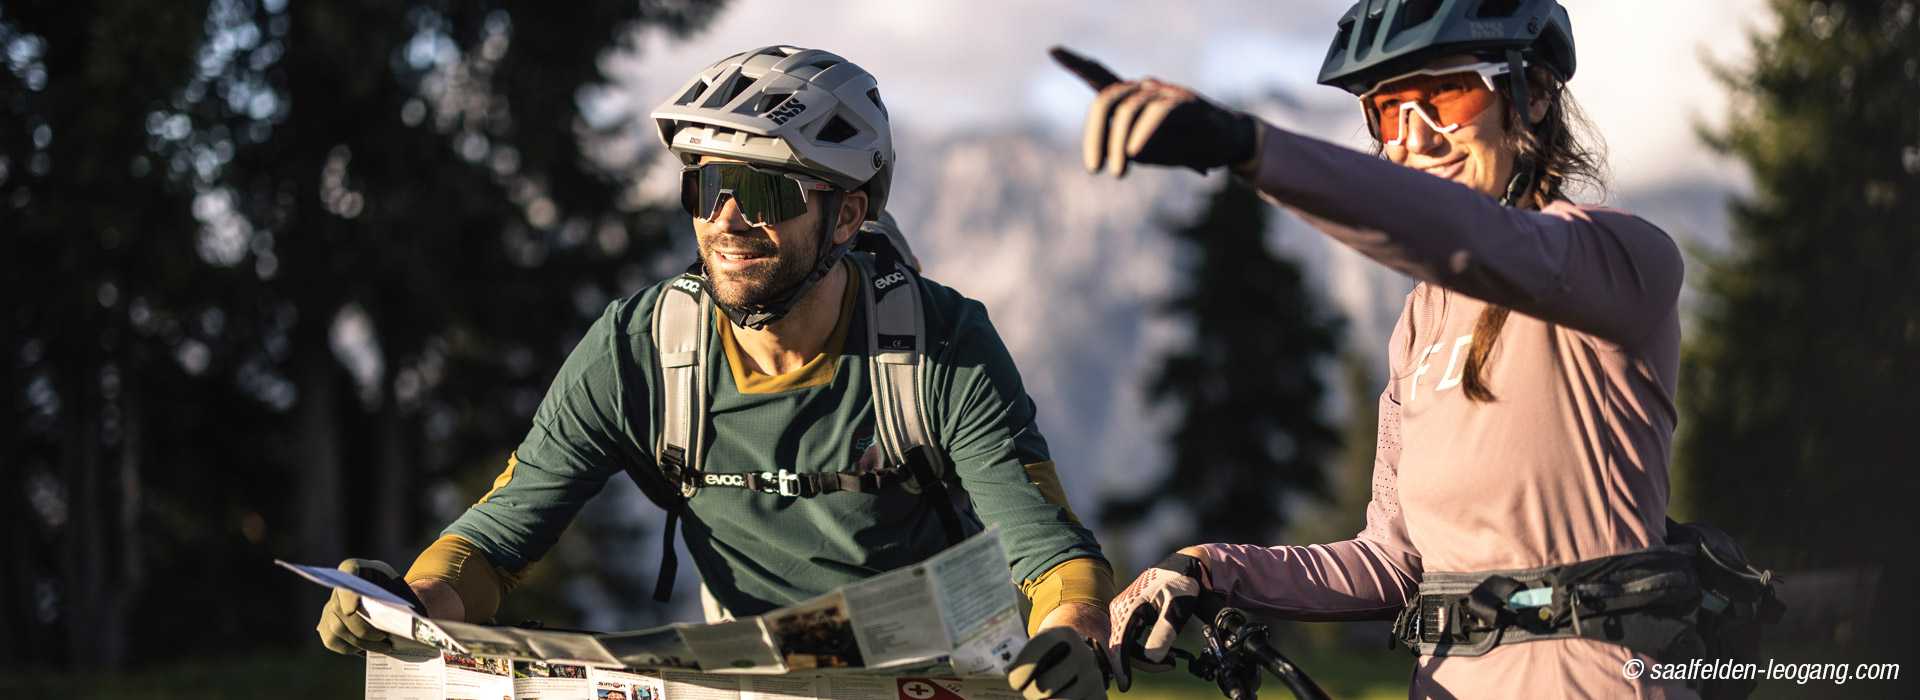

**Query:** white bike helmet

left=653, top=45, right=893, bottom=219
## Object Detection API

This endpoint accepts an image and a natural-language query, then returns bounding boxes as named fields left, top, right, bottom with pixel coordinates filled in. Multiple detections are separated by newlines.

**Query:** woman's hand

left=1105, top=547, right=1210, bottom=691
left=1049, top=47, right=1260, bottom=177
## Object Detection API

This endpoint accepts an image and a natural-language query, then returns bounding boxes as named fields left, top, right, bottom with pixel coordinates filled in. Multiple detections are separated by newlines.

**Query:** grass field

left=0, top=645, right=1408, bottom=700
left=2, top=642, right=1907, bottom=699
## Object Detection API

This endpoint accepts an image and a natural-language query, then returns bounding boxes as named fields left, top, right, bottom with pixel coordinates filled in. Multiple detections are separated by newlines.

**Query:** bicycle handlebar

left=1178, top=606, right=1331, bottom=700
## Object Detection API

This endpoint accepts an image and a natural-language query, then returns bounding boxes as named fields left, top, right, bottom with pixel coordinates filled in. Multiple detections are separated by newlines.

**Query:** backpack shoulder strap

left=853, top=240, right=970, bottom=545
left=642, top=272, right=710, bottom=603
left=651, top=273, right=711, bottom=497
left=854, top=248, right=943, bottom=483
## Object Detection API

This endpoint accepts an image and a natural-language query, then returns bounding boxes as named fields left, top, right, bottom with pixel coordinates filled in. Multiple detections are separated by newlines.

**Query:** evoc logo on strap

left=703, top=473, right=746, bottom=487
left=670, top=277, right=703, bottom=295
left=874, top=271, right=908, bottom=291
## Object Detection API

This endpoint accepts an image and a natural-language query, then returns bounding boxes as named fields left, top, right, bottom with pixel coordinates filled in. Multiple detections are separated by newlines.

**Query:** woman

left=1057, top=1, right=1700, bottom=697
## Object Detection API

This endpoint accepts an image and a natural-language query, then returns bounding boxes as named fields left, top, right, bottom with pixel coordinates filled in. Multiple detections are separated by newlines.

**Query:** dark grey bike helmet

left=1317, top=0, right=1575, bottom=95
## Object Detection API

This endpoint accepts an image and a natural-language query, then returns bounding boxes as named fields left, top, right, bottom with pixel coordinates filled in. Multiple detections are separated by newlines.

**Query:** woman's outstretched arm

left=1242, top=123, right=1683, bottom=349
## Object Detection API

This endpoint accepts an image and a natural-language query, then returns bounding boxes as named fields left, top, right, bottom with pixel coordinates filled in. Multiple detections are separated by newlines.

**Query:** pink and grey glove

left=1105, top=552, right=1206, bottom=691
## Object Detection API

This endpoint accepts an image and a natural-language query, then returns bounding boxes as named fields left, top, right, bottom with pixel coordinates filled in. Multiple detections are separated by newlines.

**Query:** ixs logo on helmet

left=703, top=473, right=747, bottom=487
left=766, top=98, right=807, bottom=125
left=1468, top=21, right=1506, bottom=40
left=874, top=271, right=908, bottom=291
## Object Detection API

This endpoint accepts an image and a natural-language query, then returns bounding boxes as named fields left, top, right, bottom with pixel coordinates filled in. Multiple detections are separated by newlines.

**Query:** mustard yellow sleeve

left=1014, top=460, right=1114, bottom=634
left=1020, top=557, right=1117, bottom=636
left=404, top=533, right=522, bottom=623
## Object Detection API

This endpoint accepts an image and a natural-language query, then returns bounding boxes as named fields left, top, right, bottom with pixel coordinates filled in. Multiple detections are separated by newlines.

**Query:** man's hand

left=1009, top=602, right=1111, bottom=699
left=315, top=559, right=438, bottom=658
left=1039, top=600, right=1111, bottom=654
left=412, top=578, right=466, bottom=622
left=1049, top=46, right=1260, bottom=178
left=1105, top=549, right=1208, bottom=692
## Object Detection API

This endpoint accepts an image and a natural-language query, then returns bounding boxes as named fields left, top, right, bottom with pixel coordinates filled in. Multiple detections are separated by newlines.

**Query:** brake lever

left=1088, top=636, right=1115, bottom=684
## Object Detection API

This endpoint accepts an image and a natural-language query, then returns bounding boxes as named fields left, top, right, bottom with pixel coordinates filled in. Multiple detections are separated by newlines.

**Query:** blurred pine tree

left=1, top=0, right=724, bottom=669
left=1101, top=178, right=1343, bottom=559
left=1680, top=0, right=1919, bottom=654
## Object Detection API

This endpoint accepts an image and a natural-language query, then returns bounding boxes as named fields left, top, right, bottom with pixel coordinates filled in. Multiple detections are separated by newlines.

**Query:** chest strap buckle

left=770, top=469, right=802, bottom=497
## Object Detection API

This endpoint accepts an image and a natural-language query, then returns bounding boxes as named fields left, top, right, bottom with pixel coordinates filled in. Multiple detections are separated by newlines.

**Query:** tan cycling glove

left=315, top=558, right=435, bottom=658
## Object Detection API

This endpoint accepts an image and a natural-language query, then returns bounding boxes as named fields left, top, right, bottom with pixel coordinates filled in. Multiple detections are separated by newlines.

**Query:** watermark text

left=1621, top=658, right=1900, bottom=685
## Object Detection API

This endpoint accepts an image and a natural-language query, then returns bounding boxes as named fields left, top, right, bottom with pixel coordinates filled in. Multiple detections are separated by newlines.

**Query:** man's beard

left=699, top=230, right=819, bottom=310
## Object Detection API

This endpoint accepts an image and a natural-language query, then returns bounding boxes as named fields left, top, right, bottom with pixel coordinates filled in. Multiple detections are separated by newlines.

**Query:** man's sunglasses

left=680, top=162, right=836, bottom=228
left=1359, top=61, right=1510, bottom=146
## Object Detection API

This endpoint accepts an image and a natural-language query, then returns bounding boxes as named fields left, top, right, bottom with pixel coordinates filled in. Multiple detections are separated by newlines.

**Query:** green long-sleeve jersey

left=440, top=262, right=1104, bottom=616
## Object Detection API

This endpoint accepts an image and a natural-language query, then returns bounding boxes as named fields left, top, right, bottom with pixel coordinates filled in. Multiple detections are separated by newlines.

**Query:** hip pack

left=1392, top=520, right=1783, bottom=698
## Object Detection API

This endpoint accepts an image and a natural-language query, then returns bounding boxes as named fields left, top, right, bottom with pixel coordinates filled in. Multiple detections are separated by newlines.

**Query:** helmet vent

left=1401, top=0, right=1443, bottom=26
left=675, top=81, right=706, bottom=105
left=817, top=116, right=859, bottom=144
left=1355, top=11, right=1383, bottom=59
left=1328, top=16, right=1355, bottom=65
left=719, top=75, right=756, bottom=106
left=1475, top=0, right=1524, bottom=18
left=867, top=88, right=888, bottom=118
left=756, top=92, right=794, bottom=114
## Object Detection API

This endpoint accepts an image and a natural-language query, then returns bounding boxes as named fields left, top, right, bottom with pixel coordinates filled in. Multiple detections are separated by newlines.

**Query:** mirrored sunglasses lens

left=680, top=169, right=704, bottom=217
left=733, top=169, right=783, bottom=226
left=691, top=165, right=808, bottom=226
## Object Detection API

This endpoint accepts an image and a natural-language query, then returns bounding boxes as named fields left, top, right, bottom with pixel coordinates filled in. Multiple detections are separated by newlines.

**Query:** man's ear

left=833, top=191, right=868, bottom=245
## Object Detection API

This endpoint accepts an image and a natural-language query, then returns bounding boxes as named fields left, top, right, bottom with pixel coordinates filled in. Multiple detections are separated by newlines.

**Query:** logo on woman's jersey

left=1408, top=332, right=1475, bottom=402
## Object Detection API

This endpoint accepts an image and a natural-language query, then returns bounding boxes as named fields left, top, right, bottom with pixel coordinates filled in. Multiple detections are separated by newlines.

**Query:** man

left=315, top=46, right=1113, bottom=699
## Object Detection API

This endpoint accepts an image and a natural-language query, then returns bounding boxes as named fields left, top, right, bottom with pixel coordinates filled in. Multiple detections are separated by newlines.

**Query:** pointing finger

left=1048, top=46, right=1121, bottom=90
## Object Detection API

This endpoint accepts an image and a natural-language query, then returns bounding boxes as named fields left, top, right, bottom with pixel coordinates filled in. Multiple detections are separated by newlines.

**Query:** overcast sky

left=610, top=0, right=1770, bottom=194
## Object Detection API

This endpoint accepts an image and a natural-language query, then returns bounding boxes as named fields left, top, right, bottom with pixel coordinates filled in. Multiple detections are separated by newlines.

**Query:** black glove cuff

left=359, top=565, right=429, bottom=616
left=1226, top=112, right=1258, bottom=169
left=1153, top=552, right=1206, bottom=580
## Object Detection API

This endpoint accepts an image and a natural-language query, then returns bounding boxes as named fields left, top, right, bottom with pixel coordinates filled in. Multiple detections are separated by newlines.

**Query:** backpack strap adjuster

left=768, top=469, right=804, bottom=498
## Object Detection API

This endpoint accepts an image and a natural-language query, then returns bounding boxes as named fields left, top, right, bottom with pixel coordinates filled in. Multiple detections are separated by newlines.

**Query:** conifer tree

left=1680, top=0, right=1918, bottom=653
left=1103, top=179, right=1343, bottom=556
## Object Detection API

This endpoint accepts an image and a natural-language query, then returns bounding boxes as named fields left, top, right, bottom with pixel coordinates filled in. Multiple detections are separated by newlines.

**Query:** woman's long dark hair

left=1396, top=64, right=1609, bottom=402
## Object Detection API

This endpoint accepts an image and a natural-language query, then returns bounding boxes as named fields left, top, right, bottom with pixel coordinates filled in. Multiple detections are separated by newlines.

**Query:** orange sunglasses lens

left=1367, top=71, right=1498, bottom=143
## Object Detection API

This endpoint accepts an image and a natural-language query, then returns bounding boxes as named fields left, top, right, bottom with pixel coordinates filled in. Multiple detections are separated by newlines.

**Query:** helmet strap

left=709, top=190, right=852, bottom=330
left=1499, top=49, right=1537, bottom=209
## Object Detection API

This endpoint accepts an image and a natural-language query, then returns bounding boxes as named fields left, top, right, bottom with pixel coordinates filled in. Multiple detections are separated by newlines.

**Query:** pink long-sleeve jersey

left=1196, top=122, right=1696, bottom=699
